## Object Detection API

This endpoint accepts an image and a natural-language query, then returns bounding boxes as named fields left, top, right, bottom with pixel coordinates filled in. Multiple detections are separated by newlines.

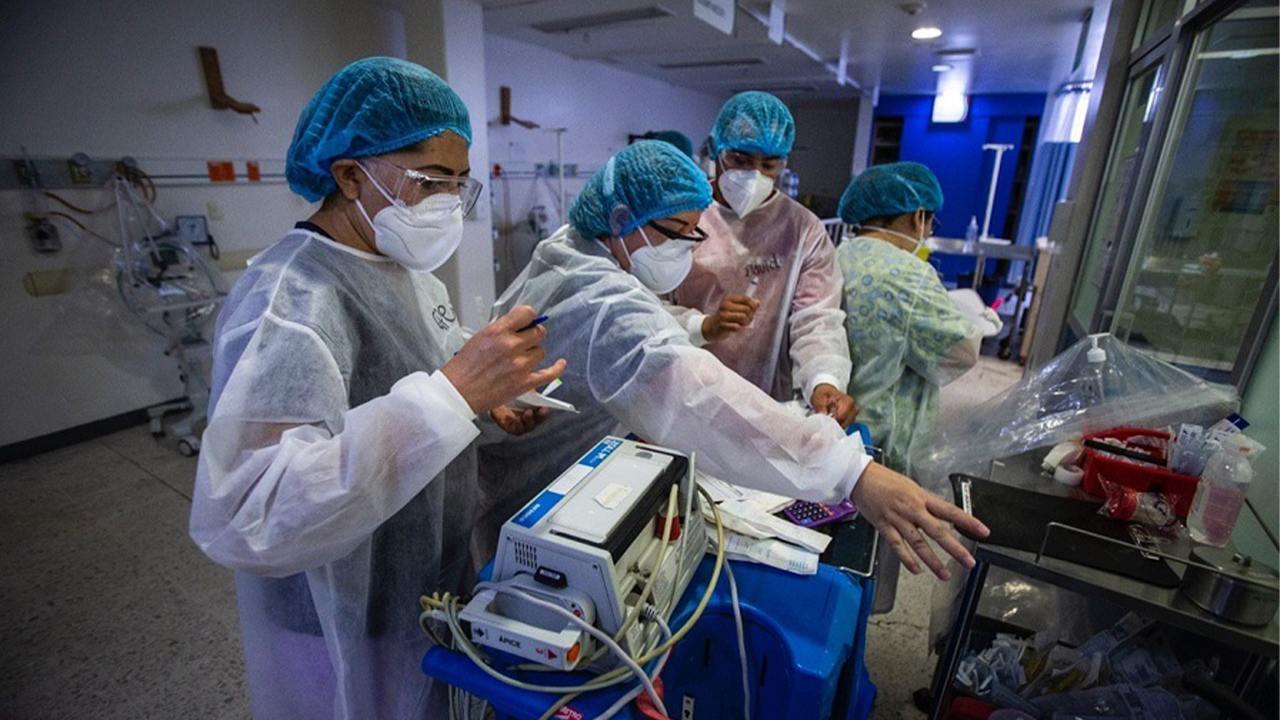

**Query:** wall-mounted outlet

left=206, top=200, right=225, bottom=222
left=26, top=214, right=62, bottom=254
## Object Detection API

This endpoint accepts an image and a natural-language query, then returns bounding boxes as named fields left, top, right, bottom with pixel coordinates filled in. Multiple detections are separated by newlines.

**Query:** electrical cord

left=725, top=562, right=751, bottom=720
left=424, top=587, right=653, bottom=698
left=45, top=211, right=121, bottom=247
left=542, top=482, right=680, bottom=720
left=594, top=612, right=674, bottom=720
left=605, top=484, right=679, bottom=658
left=419, top=607, right=449, bottom=648
left=665, top=455, right=699, bottom=616
left=44, top=190, right=114, bottom=215
left=518, top=481, right=678, bottom=676
left=471, top=581, right=667, bottom=715
left=534, top=482, right=726, bottom=720
left=549, top=456, right=696, bottom=717
left=421, top=484, right=726, bottom=711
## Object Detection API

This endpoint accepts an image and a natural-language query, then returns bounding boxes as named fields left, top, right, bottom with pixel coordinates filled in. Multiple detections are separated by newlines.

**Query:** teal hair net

left=286, top=57, right=472, bottom=202
left=839, top=161, right=945, bottom=226
left=648, top=130, right=694, bottom=158
left=569, top=140, right=712, bottom=239
left=710, top=91, right=796, bottom=157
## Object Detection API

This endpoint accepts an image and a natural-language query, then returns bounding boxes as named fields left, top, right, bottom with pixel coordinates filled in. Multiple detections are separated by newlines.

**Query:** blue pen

left=520, top=315, right=549, bottom=331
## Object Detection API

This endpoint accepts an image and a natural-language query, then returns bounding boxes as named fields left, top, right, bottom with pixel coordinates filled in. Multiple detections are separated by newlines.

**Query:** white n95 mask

left=618, top=227, right=695, bottom=294
left=718, top=169, right=775, bottom=218
left=874, top=226, right=933, bottom=262
left=356, top=165, right=465, bottom=272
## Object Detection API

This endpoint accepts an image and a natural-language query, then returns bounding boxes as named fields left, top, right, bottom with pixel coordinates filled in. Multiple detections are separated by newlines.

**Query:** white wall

left=0, top=0, right=491, bottom=448
left=484, top=34, right=725, bottom=292
left=424, top=0, right=496, bottom=325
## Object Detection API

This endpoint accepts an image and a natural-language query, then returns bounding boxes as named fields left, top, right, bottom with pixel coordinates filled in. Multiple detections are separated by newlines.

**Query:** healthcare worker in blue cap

left=189, top=57, right=564, bottom=720
left=836, top=162, right=992, bottom=477
left=475, top=141, right=988, bottom=586
left=666, top=92, right=858, bottom=426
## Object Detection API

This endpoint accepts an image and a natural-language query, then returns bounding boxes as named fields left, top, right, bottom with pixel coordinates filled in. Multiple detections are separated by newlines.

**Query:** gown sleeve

left=788, top=220, right=853, bottom=399
left=190, top=312, right=479, bottom=576
left=583, top=289, right=869, bottom=504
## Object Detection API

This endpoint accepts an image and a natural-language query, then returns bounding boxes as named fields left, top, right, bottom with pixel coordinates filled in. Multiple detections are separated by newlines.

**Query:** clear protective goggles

left=362, top=157, right=484, bottom=217
left=647, top=219, right=707, bottom=242
left=717, top=149, right=786, bottom=175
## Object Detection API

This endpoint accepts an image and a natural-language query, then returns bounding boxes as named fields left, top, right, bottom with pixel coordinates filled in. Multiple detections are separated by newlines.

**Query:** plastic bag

left=929, top=564, right=1123, bottom=656
left=918, top=334, right=1238, bottom=493
left=1033, top=684, right=1184, bottom=719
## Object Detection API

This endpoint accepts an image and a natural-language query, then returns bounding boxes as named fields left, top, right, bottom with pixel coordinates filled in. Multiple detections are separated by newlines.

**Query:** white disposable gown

left=836, top=235, right=981, bottom=476
left=474, top=225, right=869, bottom=562
left=667, top=194, right=851, bottom=401
left=190, top=229, right=480, bottom=720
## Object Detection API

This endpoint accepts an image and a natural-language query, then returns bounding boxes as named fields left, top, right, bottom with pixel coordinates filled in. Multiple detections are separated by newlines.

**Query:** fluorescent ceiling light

left=531, top=6, right=671, bottom=34
left=932, top=63, right=952, bottom=72
left=912, top=26, right=943, bottom=40
left=932, top=91, right=968, bottom=123
left=730, top=83, right=818, bottom=93
left=658, top=57, right=766, bottom=70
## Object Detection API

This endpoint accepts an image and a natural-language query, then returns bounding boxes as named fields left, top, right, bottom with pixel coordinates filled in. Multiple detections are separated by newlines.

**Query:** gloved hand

left=851, top=463, right=991, bottom=580
left=809, top=384, right=859, bottom=428
left=489, top=405, right=551, bottom=436
left=702, top=294, right=760, bottom=341
left=442, top=305, right=567, bottom=413
left=982, top=307, right=1004, bottom=334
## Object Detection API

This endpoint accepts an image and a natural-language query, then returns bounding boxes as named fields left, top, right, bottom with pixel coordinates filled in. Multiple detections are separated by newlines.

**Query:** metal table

left=929, top=450, right=1279, bottom=719
left=928, top=237, right=1037, bottom=289
left=929, top=238, right=1039, bottom=360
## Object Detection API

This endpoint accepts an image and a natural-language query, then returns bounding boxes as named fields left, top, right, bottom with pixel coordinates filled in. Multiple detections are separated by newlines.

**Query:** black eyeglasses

left=647, top=221, right=708, bottom=242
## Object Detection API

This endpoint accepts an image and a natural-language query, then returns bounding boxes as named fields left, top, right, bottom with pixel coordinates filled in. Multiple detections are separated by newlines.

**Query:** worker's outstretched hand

left=442, top=305, right=567, bottom=414
left=702, top=294, right=759, bottom=341
left=850, top=463, right=990, bottom=581
left=810, top=384, right=859, bottom=428
left=490, top=405, right=551, bottom=436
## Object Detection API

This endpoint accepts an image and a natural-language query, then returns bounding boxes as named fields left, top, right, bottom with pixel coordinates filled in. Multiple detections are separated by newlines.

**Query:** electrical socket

left=26, top=215, right=62, bottom=254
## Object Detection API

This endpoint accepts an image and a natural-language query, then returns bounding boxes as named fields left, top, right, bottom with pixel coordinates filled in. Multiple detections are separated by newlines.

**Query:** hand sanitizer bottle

left=1188, top=435, right=1266, bottom=546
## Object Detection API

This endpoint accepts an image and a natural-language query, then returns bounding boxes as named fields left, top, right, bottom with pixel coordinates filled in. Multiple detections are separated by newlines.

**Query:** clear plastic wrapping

left=918, top=334, right=1239, bottom=492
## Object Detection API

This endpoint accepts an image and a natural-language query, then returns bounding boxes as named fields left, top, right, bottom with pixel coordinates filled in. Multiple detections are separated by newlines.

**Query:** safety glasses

left=647, top=220, right=708, bottom=242
left=365, top=158, right=484, bottom=217
left=718, top=149, right=786, bottom=175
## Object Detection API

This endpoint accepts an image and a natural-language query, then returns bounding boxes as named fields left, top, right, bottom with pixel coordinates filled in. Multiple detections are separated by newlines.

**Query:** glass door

left=1071, top=60, right=1166, bottom=331
left=1111, top=0, right=1279, bottom=380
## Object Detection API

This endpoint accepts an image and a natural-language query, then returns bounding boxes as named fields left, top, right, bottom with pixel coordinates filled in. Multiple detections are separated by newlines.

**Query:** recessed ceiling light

left=912, top=26, right=943, bottom=40
left=932, top=63, right=952, bottom=72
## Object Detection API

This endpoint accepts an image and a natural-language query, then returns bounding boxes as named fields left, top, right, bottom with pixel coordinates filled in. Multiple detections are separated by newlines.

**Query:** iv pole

left=980, top=143, right=1015, bottom=240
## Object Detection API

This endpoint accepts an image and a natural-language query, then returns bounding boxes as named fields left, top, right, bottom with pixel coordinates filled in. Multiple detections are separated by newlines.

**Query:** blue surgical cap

left=649, top=130, right=694, bottom=158
left=286, top=57, right=472, bottom=202
left=839, top=162, right=945, bottom=226
left=570, top=141, right=713, bottom=239
left=710, top=91, right=796, bottom=157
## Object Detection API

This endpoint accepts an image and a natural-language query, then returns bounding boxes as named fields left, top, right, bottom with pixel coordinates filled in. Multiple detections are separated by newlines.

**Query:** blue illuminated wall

left=871, top=93, right=1047, bottom=240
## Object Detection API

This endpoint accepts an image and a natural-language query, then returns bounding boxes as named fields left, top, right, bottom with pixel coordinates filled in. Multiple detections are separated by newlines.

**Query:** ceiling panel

left=483, top=0, right=1093, bottom=100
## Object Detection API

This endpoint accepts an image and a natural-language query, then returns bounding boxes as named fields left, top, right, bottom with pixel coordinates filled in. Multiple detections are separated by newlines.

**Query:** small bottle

left=1188, top=435, right=1265, bottom=546
left=1081, top=334, right=1108, bottom=406
left=964, top=216, right=979, bottom=251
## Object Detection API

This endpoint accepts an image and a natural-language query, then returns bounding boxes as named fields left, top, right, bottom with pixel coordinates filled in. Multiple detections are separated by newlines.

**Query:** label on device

left=595, top=482, right=633, bottom=510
